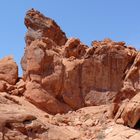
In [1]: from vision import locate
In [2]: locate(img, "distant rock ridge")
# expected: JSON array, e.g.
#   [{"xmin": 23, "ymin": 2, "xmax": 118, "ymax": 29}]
[{"xmin": 0, "ymin": 9, "xmax": 140, "ymax": 138}]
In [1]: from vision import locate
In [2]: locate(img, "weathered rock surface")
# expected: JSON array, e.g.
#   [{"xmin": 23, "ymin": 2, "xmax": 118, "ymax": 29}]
[
  {"xmin": 117, "ymin": 93, "xmax": 140, "ymax": 128},
  {"xmin": 114, "ymin": 51, "xmax": 140, "ymax": 103},
  {"xmin": 21, "ymin": 9, "xmax": 139, "ymax": 115},
  {"xmin": 0, "ymin": 93, "xmax": 140, "ymax": 140},
  {"xmin": 0, "ymin": 56, "xmax": 18, "ymax": 86},
  {"xmin": 0, "ymin": 56, "xmax": 20, "ymax": 96},
  {"xmin": 0, "ymin": 8, "xmax": 140, "ymax": 140},
  {"xmin": 112, "ymin": 93, "xmax": 140, "ymax": 133},
  {"xmin": 25, "ymin": 8, "xmax": 67, "ymax": 46}
]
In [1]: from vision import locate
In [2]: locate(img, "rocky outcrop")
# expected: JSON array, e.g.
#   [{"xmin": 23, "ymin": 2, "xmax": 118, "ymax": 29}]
[
  {"xmin": 21, "ymin": 9, "xmax": 139, "ymax": 115},
  {"xmin": 25, "ymin": 8, "xmax": 67, "ymax": 46},
  {"xmin": 0, "ymin": 56, "xmax": 26, "ymax": 96},
  {"xmin": 0, "ymin": 56, "xmax": 18, "ymax": 94},
  {"xmin": 114, "ymin": 51, "xmax": 140, "ymax": 103},
  {"xmin": 114, "ymin": 93, "xmax": 140, "ymax": 128},
  {"xmin": 82, "ymin": 39, "xmax": 136, "ymax": 105},
  {"xmin": 0, "ymin": 92, "xmax": 53, "ymax": 139},
  {"xmin": 0, "ymin": 56, "xmax": 18, "ymax": 86},
  {"xmin": 0, "ymin": 93, "xmax": 140, "ymax": 140},
  {"xmin": 113, "ymin": 51, "xmax": 140, "ymax": 129},
  {"xmin": 0, "ymin": 8, "xmax": 140, "ymax": 139},
  {"xmin": 122, "ymin": 93, "xmax": 140, "ymax": 128}
]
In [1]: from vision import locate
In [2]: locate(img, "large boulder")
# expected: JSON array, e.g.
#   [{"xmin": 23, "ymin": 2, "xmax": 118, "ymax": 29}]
[
  {"xmin": 121, "ymin": 93, "xmax": 140, "ymax": 128},
  {"xmin": 24, "ymin": 82, "xmax": 71, "ymax": 114},
  {"xmin": 0, "ymin": 56, "xmax": 18, "ymax": 86}
]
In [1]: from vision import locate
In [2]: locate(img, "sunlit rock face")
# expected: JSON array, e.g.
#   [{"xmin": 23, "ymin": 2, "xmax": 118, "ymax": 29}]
[
  {"xmin": 21, "ymin": 9, "xmax": 139, "ymax": 115},
  {"xmin": 1, "ymin": 9, "xmax": 140, "ymax": 140},
  {"xmin": 24, "ymin": 9, "xmax": 67, "ymax": 46}
]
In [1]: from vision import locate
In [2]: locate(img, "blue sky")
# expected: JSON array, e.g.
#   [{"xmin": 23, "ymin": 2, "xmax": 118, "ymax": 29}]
[{"xmin": 0, "ymin": 0, "xmax": 140, "ymax": 76}]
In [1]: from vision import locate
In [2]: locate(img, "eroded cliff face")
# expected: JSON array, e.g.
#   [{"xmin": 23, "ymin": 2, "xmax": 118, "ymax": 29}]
[
  {"xmin": 0, "ymin": 8, "xmax": 140, "ymax": 140},
  {"xmin": 21, "ymin": 9, "xmax": 138, "ymax": 114}
]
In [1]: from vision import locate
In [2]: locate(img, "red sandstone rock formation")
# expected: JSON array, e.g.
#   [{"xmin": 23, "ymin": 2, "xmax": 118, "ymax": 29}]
[
  {"xmin": 0, "ymin": 56, "xmax": 18, "ymax": 94},
  {"xmin": 0, "ymin": 56, "xmax": 18, "ymax": 85},
  {"xmin": 25, "ymin": 8, "xmax": 67, "ymax": 46},
  {"xmin": 21, "ymin": 9, "xmax": 138, "ymax": 114},
  {"xmin": 0, "ymin": 9, "xmax": 140, "ymax": 140},
  {"xmin": 0, "ymin": 93, "xmax": 140, "ymax": 140}
]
